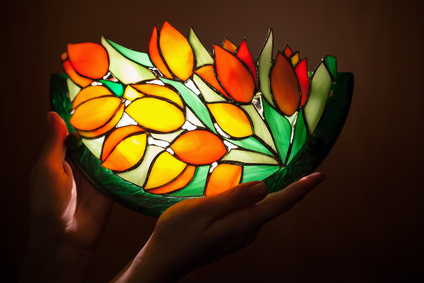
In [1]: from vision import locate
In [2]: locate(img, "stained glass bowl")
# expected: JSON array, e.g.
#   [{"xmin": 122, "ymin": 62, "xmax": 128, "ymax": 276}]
[{"xmin": 50, "ymin": 23, "xmax": 353, "ymax": 217}]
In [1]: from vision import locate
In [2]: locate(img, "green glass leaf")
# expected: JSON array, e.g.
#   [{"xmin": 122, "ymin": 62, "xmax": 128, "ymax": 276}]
[
  {"xmin": 161, "ymin": 77, "xmax": 216, "ymax": 133},
  {"xmin": 242, "ymin": 104, "xmax": 277, "ymax": 153},
  {"xmin": 106, "ymin": 38, "xmax": 154, "ymax": 68},
  {"xmin": 225, "ymin": 136, "xmax": 273, "ymax": 156},
  {"xmin": 222, "ymin": 149, "xmax": 279, "ymax": 165},
  {"xmin": 193, "ymin": 74, "xmax": 226, "ymax": 103},
  {"xmin": 67, "ymin": 78, "xmax": 81, "ymax": 102},
  {"xmin": 264, "ymin": 72, "xmax": 353, "ymax": 193},
  {"xmin": 101, "ymin": 37, "xmax": 156, "ymax": 84},
  {"xmin": 258, "ymin": 29, "xmax": 275, "ymax": 107},
  {"xmin": 99, "ymin": 80, "xmax": 125, "ymax": 97},
  {"xmin": 286, "ymin": 110, "xmax": 307, "ymax": 164},
  {"xmin": 189, "ymin": 28, "xmax": 214, "ymax": 67},
  {"xmin": 242, "ymin": 165, "xmax": 280, "ymax": 183},
  {"xmin": 81, "ymin": 136, "xmax": 104, "ymax": 159},
  {"xmin": 304, "ymin": 61, "xmax": 332, "ymax": 133},
  {"xmin": 150, "ymin": 130, "xmax": 184, "ymax": 143},
  {"xmin": 168, "ymin": 166, "xmax": 209, "ymax": 197},
  {"xmin": 324, "ymin": 55, "xmax": 337, "ymax": 81},
  {"xmin": 263, "ymin": 99, "xmax": 291, "ymax": 164},
  {"xmin": 118, "ymin": 145, "xmax": 165, "ymax": 188}
]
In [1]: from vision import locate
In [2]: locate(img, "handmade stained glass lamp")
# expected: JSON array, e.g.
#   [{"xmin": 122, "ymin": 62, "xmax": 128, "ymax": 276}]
[{"xmin": 50, "ymin": 22, "xmax": 353, "ymax": 217}]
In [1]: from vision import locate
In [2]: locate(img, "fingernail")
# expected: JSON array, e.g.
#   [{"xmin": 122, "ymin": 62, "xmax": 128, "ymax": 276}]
[
  {"xmin": 311, "ymin": 172, "xmax": 327, "ymax": 183},
  {"xmin": 249, "ymin": 182, "xmax": 268, "ymax": 199}
]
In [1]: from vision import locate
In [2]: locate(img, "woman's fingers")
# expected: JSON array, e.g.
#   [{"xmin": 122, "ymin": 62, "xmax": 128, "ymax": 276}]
[
  {"xmin": 193, "ymin": 181, "xmax": 268, "ymax": 221},
  {"xmin": 251, "ymin": 172, "xmax": 326, "ymax": 224}
]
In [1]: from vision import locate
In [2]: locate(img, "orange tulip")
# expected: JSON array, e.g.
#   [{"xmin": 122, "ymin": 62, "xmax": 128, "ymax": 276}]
[
  {"xmin": 269, "ymin": 46, "xmax": 310, "ymax": 116},
  {"xmin": 205, "ymin": 163, "xmax": 242, "ymax": 196},
  {"xmin": 101, "ymin": 126, "xmax": 147, "ymax": 172},
  {"xmin": 195, "ymin": 41, "xmax": 256, "ymax": 104},
  {"xmin": 149, "ymin": 21, "xmax": 194, "ymax": 81},
  {"xmin": 171, "ymin": 130, "xmax": 227, "ymax": 165},
  {"xmin": 62, "ymin": 42, "xmax": 109, "ymax": 87}
]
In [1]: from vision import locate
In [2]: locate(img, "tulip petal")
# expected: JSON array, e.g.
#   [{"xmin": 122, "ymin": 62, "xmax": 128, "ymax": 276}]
[
  {"xmin": 147, "ymin": 165, "xmax": 195, "ymax": 194},
  {"xmin": 295, "ymin": 59, "xmax": 310, "ymax": 107},
  {"xmin": 222, "ymin": 38, "xmax": 237, "ymax": 53},
  {"xmin": 205, "ymin": 164, "xmax": 242, "ymax": 196},
  {"xmin": 195, "ymin": 65, "xmax": 229, "ymax": 98},
  {"xmin": 144, "ymin": 151, "xmax": 187, "ymax": 190},
  {"xmin": 67, "ymin": 42, "xmax": 109, "ymax": 79},
  {"xmin": 159, "ymin": 22, "xmax": 194, "ymax": 81},
  {"xmin": 290, "ymin": 52, "xmax": 300, "ymax": 66},
  {"xmin": 171, "ymin": 130, "xmax": 227, "ymax": 165},
  {"xmin": 101, "ymin": 127, "xmax": 147, "ymax": 172},
  {"xmin": 270, "ymin": 52, "xmax": 300, "ymax": 116},
  {"xmin": 208, "ymin": 103, "xmax": 253, "ymax": 138},
  {"xmin": 237, "ymin": 40, "xmax": 257, "ymax": 86},
  {"xmin": 72, "ymin": 85, "xmax": 113, "ymax": 110},
  {"xmin": 63, "ymin": 60, "xmax": 93, "ymax": 87},
  {"xmin": 101, "ymin": 125, "xmax": 145, "ymax": 161},
  {"xmin": 283, "ymin": 45, "xmax": 293, "ymax": 58},
  {"xmin": 77, "ymin": 103, "xmax": 125, "ymax": 138},
  {"xmin": 125, "ymin": 97, "xmax": 185, "ymax": 132},
  {"xmin": 149, "ymin": 26, "xmax": 173, "ymax": 78},
  {"xmin": 70, "ymin": 96, "xmax": 122, "ymax": 131},
  {"xmin": 214, "ymin": 45, "xmax": 255, "ymax": 103},
  {"xmin": 131, "ymin": 83, "xmax": 184, "ymax": 108}
]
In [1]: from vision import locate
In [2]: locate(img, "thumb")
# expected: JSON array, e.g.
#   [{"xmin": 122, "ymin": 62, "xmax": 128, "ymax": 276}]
[
  {"xmin": 203, "ymin": 181, "xmax": 268, "ymax": 220},
  {"xmin": 38, "ymin": 111, "xmax": 69, "ymax": 166}
]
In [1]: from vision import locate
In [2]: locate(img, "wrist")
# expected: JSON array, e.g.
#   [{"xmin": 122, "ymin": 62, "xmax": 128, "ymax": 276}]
[{"xmin": 112, "ymin": 236, "xmax": 187, "ymax": 283}]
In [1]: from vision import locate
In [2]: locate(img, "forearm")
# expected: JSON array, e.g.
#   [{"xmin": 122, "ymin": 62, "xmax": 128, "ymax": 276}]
[{"xmin": 19, "ymin": 235, "xmax": 94, "ymax": 283}]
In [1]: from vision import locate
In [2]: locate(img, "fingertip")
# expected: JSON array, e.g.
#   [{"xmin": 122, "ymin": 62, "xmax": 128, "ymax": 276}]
[
  {"xmin": 39, "ymin": 111, "xmax": 68, "ymax": 164},
  {"xmin": 47, "ymin": 112, "xmax": 68, "ymax": 142},
  {"xmin": 301, "ymin": 172, "xmax": 327, "ymax": 185}
]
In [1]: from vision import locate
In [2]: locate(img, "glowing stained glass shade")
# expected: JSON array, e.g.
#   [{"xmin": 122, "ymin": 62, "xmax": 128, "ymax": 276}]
[{"xmin": 51, "ymin": 22, "xmax": 353, "ymax": 217}]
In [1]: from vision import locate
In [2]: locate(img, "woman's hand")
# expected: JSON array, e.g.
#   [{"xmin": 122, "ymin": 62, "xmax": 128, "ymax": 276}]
[
  {"xmin": 113, "ymin": 172, "xmax": 325, "ymax": 282},
  {"xmin": 20, "ymin": 112, "xmax": 114, "ymax": 283}
]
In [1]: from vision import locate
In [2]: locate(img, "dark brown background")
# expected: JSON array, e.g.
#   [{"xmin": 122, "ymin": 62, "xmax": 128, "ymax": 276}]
[{"xmin": 1, "ymin": 0, "xmax": 423, "ymax": 282}]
